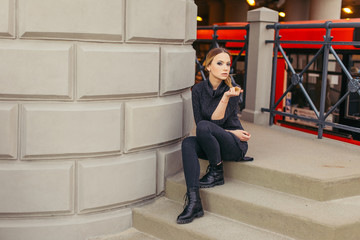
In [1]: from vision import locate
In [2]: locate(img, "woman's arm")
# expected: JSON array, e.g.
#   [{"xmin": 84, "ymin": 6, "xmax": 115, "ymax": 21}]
[{"xmin": 211, "ymin": 87, "xmax": 242, "ymax": 121}]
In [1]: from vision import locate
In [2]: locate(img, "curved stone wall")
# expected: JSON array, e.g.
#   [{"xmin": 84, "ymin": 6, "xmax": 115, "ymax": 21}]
[{"xmin": 0, "ymin": 0, "xmax": 197, "ymax": 239}]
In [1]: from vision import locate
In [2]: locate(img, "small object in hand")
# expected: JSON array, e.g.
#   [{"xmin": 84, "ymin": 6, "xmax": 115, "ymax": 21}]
[{"xmin": 234, "ymin": 87, "xmax": 242, "ymax": 93}]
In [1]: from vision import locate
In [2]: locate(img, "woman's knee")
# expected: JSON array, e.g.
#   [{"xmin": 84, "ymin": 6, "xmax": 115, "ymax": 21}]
[
  {"xmin": 196, "ymin": 120, "xmax": 212, "ymax": 137},
  {"xmin": 182, "ymin": 136, "xmax": 196, "ymax": 150}
]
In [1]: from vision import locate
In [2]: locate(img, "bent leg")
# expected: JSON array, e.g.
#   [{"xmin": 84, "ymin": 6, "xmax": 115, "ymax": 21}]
[{"xmin": 196, "ymin": 120, "xmax": 244, "ymax": 164}]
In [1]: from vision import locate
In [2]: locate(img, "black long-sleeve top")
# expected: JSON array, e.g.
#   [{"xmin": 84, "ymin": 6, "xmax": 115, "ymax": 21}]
[{"xmin": 192, "ymin": 80, "xmax": 244, "ymax": 130}]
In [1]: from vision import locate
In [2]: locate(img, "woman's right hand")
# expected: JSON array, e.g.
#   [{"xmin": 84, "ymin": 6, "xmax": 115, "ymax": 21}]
[{"xmin": 224, "ymin": 87, "xmax": 243, "ymax": 98}]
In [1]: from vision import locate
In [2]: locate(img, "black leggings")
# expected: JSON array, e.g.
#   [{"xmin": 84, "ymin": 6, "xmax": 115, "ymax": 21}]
[{"xmin": 181, "ymin": 120, "xmax": 247, "ymax": 189}]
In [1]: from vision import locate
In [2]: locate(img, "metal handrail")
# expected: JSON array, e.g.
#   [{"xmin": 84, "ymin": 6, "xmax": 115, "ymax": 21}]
[
  {"xmin": 262, "ymin": 21, "xmax": 360, "ymax": 139},
  {"xmin": 194, "ymin": 24, "xmax": 250, "ymax": 109}
]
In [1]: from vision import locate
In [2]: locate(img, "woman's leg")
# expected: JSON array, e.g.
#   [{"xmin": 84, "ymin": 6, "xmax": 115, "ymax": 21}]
[
  {"xmin": 177, "ymin": 136, "xmax": 205, "ymax": 224},
  {"xmin": 196, "ymin": 120, "xmax": 243, "ymax": 163},
  {"xmin": 196, "ymin": 120, "xmax": 244, "ymax": 188},
  {"xmin": 181, "ymin": 136, "xmax": 206, "ymax": 189}
]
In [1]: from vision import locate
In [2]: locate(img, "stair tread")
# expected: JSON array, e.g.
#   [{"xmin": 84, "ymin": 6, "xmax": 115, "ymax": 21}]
[
  {"xmin": 133, "ymin": 197, "xmax": 295, "ymax": 240},
  {"xmin": 211, "ymin": 121, "xmax": 360, "ymax": 201},
  {"xmin": 241, "ymin": 122, "xmax": 360, "ymax": 180},
  {"xmin": 167, "ymin": 172, "xmax": 360, "ymax": 227}
]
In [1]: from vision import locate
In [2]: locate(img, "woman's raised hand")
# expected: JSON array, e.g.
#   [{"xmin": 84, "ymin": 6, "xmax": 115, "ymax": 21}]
[{"xmin": 224, "ymin": 87, "xmax": 243, "ymax": 98}]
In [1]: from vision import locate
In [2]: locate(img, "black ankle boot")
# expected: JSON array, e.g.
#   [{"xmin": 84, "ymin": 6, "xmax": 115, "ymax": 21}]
[
  {"xmin": 199, "ymin": 163, "xmax": 224, "ymax": 188},
  {"xmin": 176, "ymin": 187, "xmax": 204, "ymax": 224}
]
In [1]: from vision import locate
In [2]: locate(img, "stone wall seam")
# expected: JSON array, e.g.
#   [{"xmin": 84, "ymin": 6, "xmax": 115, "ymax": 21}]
[
  {"xmin": 73, "ymin": 159, "xmax": 79, "ymax": 215},
  {"xmin": 16, "ymin": 102, "xmax": 20, "ymax": 160},
  {"xmin": 158, "ymin": 45, "xmax": 162, "ymax": 97},
  {"xmin": 123, "ymin": 0, "xmax": 127, "ymax": 43},
  {"xmin": 16, "ymin": 103, "xmax": 22, "ymax": 162},
  {"xmin": 73, "ymin": 42, "xmax": 78, "ymax": 101},
  {"xmin": 15, "ymin": 0, "xmax": 18, "ymax": 38}
]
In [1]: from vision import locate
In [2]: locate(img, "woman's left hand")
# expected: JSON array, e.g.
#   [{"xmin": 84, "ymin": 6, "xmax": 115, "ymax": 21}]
[{"xmin": 226, "ymin": 129, "xmax": 251, "ymax": 141}]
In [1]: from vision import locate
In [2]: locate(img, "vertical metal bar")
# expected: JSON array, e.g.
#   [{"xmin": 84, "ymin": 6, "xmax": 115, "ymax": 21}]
[
  {"xmin": 212, "ymin": 25, "xmax": 219, "ymax": 48},
  {"xmin": 318, "ymin": 21, "xmax": 332, "ymax": 139},
  {"xmin": 269, "ymin": 24, "xmax": 280, "ymax": 125},
  {"xmin": 196, "ymin": 58, "xmax": 206, "ymax": 81}
]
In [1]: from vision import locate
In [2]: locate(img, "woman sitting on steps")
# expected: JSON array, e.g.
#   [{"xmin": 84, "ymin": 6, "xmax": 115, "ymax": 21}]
[{"xmin": 177, "ymin": 47, "xmax": 251, "ymax": 224}]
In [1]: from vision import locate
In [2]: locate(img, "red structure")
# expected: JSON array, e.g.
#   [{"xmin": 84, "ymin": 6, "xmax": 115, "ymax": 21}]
[{"xmin": 195, "ymin": 19, "xmax": 360, "ymax": 145}]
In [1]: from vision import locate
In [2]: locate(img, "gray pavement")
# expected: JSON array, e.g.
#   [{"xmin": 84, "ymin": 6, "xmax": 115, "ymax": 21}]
[{"xmin": 241, "ymin": 120, "xmax": 360, "ymax": 181}]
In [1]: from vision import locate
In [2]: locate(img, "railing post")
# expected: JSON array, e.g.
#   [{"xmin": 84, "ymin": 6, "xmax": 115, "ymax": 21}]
[
  {"xmin": 269, "ymin": 24, "xmax": 280, "ymax": 126},
  {"xmin": 318, "ymin": 22, "xmax": 332, "ymax": 139},
  {"xmin": 241, "ymin": 7, "xmax": 279, "ymax": 125}
]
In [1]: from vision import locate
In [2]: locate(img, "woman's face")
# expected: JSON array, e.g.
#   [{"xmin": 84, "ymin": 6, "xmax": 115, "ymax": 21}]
[{"xmin": 207, "ymin": 52, "xmax": 231, "ymax": 81}]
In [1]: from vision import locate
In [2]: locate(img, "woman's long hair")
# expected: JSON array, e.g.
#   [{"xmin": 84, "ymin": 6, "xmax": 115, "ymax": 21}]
[{"xmin": 203, "ymin": 47, "xmax": 233, "ymax": 88}]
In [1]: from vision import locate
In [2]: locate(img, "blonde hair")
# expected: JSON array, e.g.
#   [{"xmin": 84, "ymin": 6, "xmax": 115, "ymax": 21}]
[{"xmin": 203, "ymin": 47, "xmax": 233, "ymax": 88}]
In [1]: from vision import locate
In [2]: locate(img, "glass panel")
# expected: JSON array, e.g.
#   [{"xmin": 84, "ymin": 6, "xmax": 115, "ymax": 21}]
[
  {"xmin": 308, "ymin": 54, "xmax": 315, "ymax": 70},
  {"xmin": 346, "ymin": 55, "xmax": 360, "ymax": 119},
  {"xmin": 346, "ymin": 93, "xmax": 360, "ymax": 120},
  {"xmin": 290, "ymin": 54, "xmax": 297, "ymax": 69},
  {"xmin": 298, "ymin": 54, "xmax": 307, "ymax": 69}
]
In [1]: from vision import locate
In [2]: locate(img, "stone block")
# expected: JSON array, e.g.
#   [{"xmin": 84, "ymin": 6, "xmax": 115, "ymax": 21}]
[
  {"xmin": 156, "ymin": 143, "xmax": 182, "ymax": 194},
  {"xmin": 124, "ymin": 95, "xmax": 183, "ymax": 152},
  {"xmin": 77, "ymin": 44, "xmax": 159, "ymax": 100},
  {"xmin": 181, "ymin": 90, "xmax": 194, "ymax": 136},
  {"xmin": 0, "ymin": 103, "xmax": 17, "ymax": 159},
  {"xmin": 0, "ymin": 0, "xmax": 15, "ymax": 38},
  {"xmin": 0, "ymin": 40, "xmax": 74, "ymax": 100},
  {"xmin": 0, "ymin": 208, "xmax": 131, "ymax": 240},
  {"xmin": 126, "ymin": 0, "xmax": 186, "ymax": 42},
  {"xmin": 160, "ymin": 46, "xmax": 195, "ymax": 95},
  {"xmin": 22, "ymin": 103, "xmax": 123, "ymax": 158},
  {"xmin": 78, "ymin": 153, "xmax": 156, "ymax": 212},
  {"xmin": 185, "ymin": 0, "xmax": 198, "ymax": 43},
  {"xmin": 18, "ymin": 0, "xmax": 124, "ymax": 41},
  {"xmin": 0, "ymin": 162, "xmax": 74, "ymax": 214}
]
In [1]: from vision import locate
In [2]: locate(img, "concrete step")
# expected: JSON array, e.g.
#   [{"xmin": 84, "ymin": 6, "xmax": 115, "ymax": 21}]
[
  {"xmin": 132, "ymin": 197, "xmax": 295, "ymax": 240},
  {"xmin": 88, "ymin": 227, "xmax": 160, "ymax": 240},
  {"xmin": 166, "ymin": 172, "xmax": 360, "ymax": 240},
  {"xmin": 201, "ymin": 121, "xmax": 360, "ymax": 201}
]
